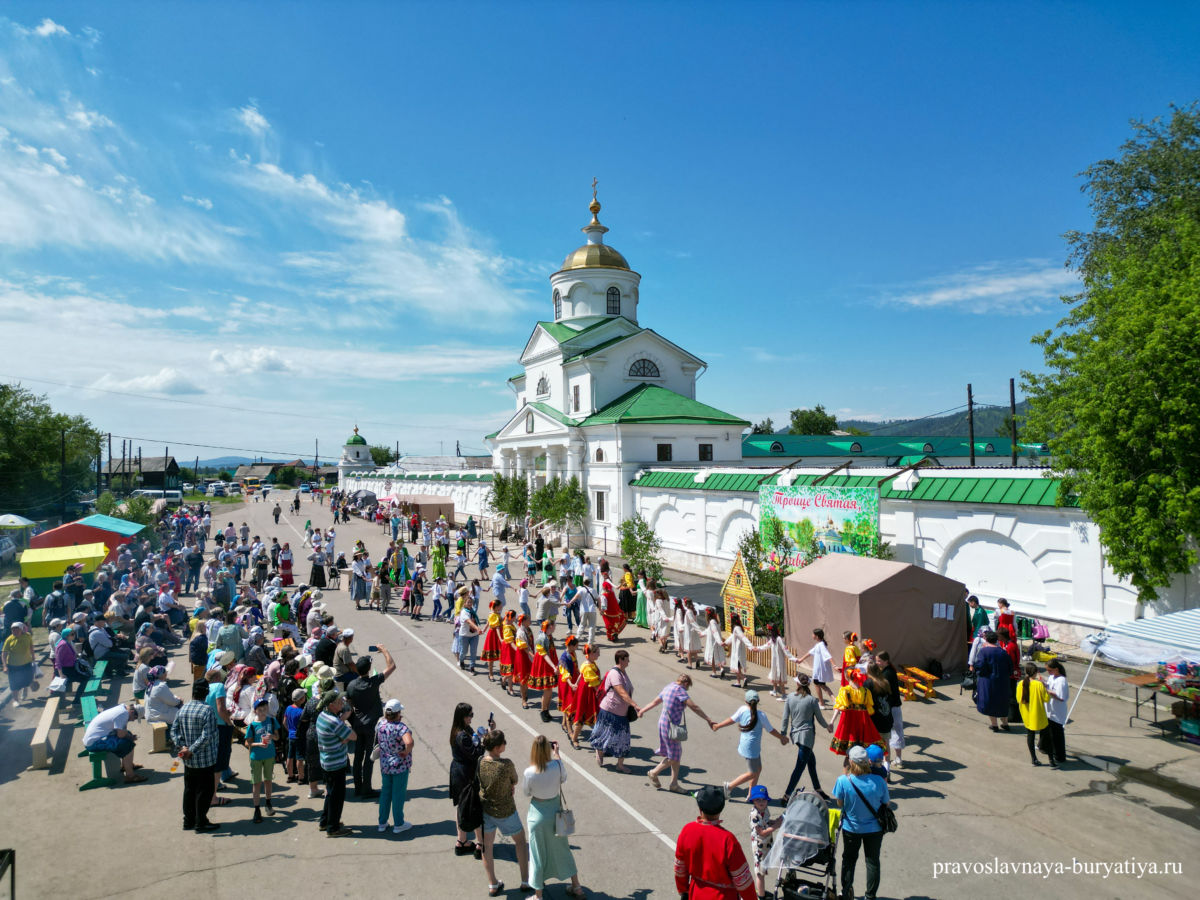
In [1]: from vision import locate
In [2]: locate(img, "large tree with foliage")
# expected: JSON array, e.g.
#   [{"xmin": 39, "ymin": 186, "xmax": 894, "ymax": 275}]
[
  {"xmin": 0, "ymin": 384, "xmax": 101, "ymax": 517},
  {"xmin": 368, "ymin": 445, "xmax": 395, "ymax": 467},
  {"xmin": 750, "ymin": 417, "xmax": 775, "ymax": 435},
  {"xmin": 787, "ymin": 404, "xmax": 838, "ymax": 435},
  {"xmin": 487, "ymin": 473, "xmax": 528, "ymax": 522},
  {"xmin": 618, "ymin": 512, "xmax": 665, "ymax": 584},
  {"xmin": 1023, "ymin": 105, "xmax": 1200, "ymax": 601}
]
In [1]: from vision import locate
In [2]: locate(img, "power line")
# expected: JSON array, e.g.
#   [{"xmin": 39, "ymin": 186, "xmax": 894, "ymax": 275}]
[{"xmin": 0, "ymin": 374, "xmax": 484, "ymax": 432}]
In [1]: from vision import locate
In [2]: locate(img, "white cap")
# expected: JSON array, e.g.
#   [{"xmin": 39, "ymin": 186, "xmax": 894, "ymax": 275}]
[
  {"xmin": 343, "ymin": 628, "xmax": 354, "ymax": 638},
  {"xmin": 384, "ymin": 698, "xmax": 404, "ymax": 714}
]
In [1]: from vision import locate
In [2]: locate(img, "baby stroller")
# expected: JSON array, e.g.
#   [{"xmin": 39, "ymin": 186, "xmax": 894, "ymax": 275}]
[{"xmin": 764, "ymin": 790, "xmax": 841, "ymax": 900}]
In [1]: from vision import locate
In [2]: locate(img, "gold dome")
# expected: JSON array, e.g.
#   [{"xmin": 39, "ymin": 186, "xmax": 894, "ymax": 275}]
[{"xmin": 559, "ymin": 243, "xmax": 630, "ymax": 271}]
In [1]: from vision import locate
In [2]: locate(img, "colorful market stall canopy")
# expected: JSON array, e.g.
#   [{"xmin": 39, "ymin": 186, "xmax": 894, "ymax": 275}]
[
  {"xmin": 76, "ymin": 514, "xmax": 146, "ymax": 536},
  {"xmin": 29, "ymin": 514, "xmax": 144, "ymax": 562},
  {"xmin": 20, "ymin": 541, "xmax": 109, "ymax": 593}
]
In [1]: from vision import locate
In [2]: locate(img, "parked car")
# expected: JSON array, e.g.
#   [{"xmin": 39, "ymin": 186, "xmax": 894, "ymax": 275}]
[
  {"xmin": 209, "ymin": 484, "xmax": 226, "ymax": 497},
  {"xmin": 299, "ymin": 484, "xmax": 311, "ymax": 494},
  {"xmin": 0, "ymin": 536, "xmax": 16, "ymax": 565},
  {"xmin": 227, "ymin": 483, "xmax": 242, "ymax": 495},
  {"xmin": 182, "ymin": 482, "xmax": 195, "ymax": 492}
]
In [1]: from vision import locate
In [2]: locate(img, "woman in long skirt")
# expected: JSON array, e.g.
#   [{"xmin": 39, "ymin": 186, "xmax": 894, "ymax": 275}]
[
  {"xmin": 680, "ymin": 599, "xmax": 703, "ymax": 668},
  {"xmin": 725, "ymin": 614, "xmax": 754, "ymax": 688},
  {"xmin": 522, "ymin": 737, "xmax": 585, "ymax": 899},
  {"xmin": 513, "ymin": 616, "xmax": 535, "ymax": 709},
  {"xmin": 528, "ymin": 623, "xmax": 559, "ymax": 724},
  {"xmin": 279, "ymin": 544, "xmax": 294, "ymax": 587},
  {"xmin": 480, "ymin": 600, "xmax": 503, "ymax": 682},
  {"xmin": 499, "ymin": 611, "xmax": 517, "ymax": 696},
  {"xmin": 762, "ymin": 624, "xmax": 790, "ymax": 699},
  {"xmin": 600, "ymin": 577, "xmax": 626, "ymax": 641},
  {"xmin": 590, "ymin": 650, "xmax": 635, "ymax": 772},
  {"xmin": 702, "ymin": 608, "xmax": 727, "ymax": 678},
  {"xmin": 557, "ymin": 636, "xmax": 580, "ymax": 734},
  {"xmin": 791, "ymin": 628, "xmax": 835, "ymax": 708},
  {"xmin": 569, "ymin": 644, "xmax": 601, "ymax": 749},
  {"xmin": 632, "ymin": 573, "xmax": 650, "ymax": 628},
  {"xmin": 307, "ymin": 549, "xmax": 327, "ymax": 589},
  {"xmin": 828, "ymin": 669, "xmax": 884, "ymax": 755}
]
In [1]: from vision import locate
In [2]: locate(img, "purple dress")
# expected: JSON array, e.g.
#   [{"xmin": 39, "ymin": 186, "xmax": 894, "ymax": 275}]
[{"xmin": 655, "ymin": 682, "xmax": 689, "ymax": 761}]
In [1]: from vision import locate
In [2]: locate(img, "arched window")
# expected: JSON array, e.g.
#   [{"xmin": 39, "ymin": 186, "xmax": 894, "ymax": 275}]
[
  {"xmin": 606, "ymin": 286, "xmax": 621, "ymax": 316},
  {"xmin": 769, "ymin": 441, "xmax": 784, "ymax": 453},
  {"xmin": 984, "ymin": 442, "xmax": 996, "ymax": 454},
  {"xmin": 594, "ymin": 448, "xmax": 604, "ymax": 462},
  {"xmin": 628, "ymin": 358, "xmax": 660, "ymax": 378},
  {"xmin": 525, "ymin": 412, "xmax": 534, "ymax": 434},
  {"xmin": 552, "ymin": 289, "xmax": 561, "ymax": 320},
  {"xmin": 535, "ymin": 374, "xmax": 549, "ymax": 397},
  {"xmin": 850, "ymin": 442, "xmax": 862, "ymax": 453},
  {"xmin": 922, "ymin": 442, "xmax": 935, "ymax": 453}
]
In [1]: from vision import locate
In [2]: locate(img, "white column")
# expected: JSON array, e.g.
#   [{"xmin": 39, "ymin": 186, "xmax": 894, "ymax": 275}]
[
  {"xmin": 567, "ymin": 443, "xmax": 584, "ymax": 482},
  {"xmin": 544, "ymin": 444, "xmax": 556, "ymax": 482}
]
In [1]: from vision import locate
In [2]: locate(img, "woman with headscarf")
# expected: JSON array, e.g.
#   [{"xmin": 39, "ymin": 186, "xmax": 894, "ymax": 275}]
[
  {"xmin": 145, "ymin": 665, "xmax": 183, "ymax": 724},
  {"xmin": 600, "ymin": 574, "xmax": 627, "ymax": 642},
  {"xmin": 227, "ymin": 663, "xmax": 258, "ymax": 726},
  {"xmin": 279, "ymin": 543, "xmax": 294, "ymax": 587},
  {"xmin": 528, "ymin": 621, "xmax": 559, "ymax": 724},
  {"xmin": 135, "ymin": 623, "xmax": 168, "ymax": 668},
  {"xmin": 974, "ymin": 630, "xmax": 1014, "ymax": 733},
  {"xmin": 828, "ymin": 669, "xmax": 884, "ymax": 755},
  {"xmin": 244, "ymin": 627, "xmax": 271, "ymax": 674},
  {"xmin": 632, "ymin": 571, "xmax": 650, "ymax": 628},
  {"xmin": 2, "ymin": 623, "xmax": 37, "ymax": 705}
]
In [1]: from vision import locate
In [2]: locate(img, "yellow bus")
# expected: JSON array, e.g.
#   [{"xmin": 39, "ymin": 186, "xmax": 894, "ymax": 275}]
[{"xmin": 242, "ymin": 476, "xmax": 262, "ymax": 493}]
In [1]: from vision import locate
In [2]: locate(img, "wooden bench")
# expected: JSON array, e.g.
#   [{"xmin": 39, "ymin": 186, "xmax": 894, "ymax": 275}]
[
  {"xmin": 77, "ymin": 695, "xmax": 118, "ymax": 791},
  {"xmin": 900, "ymin": 666, "xmax": 939, "ymax": 700},
  {"xmin": 30, "ymin": 696, "xmax": 61, "ymax": 769},
  {"xmin": 82, "ymin": 660, "xmax": 109, "ymax": 697}
]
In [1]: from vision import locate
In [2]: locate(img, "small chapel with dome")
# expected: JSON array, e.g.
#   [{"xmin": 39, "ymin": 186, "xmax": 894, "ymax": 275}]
[{"xmin": 484, "ymin": 184, "xmax": 748, "ymax": 531}]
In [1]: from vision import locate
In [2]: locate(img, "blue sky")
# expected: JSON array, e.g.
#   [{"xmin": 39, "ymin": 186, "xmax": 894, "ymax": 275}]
[{"xmin": 1, "ymin": 3, "xmax": 1197, "ymax": 459}]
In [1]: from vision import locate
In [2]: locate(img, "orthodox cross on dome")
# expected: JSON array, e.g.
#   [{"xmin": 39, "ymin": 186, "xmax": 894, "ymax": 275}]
[
  {"xmin": 591, "ymin": 177, "xmax": 598, "ymax": 202},
  {"xmin": 353, "ymin": 425, "xmax": 359, "ymax": 435},
  {"xmin": 585, "ymin": 177, "xmax": 606, "ymax": 235}
]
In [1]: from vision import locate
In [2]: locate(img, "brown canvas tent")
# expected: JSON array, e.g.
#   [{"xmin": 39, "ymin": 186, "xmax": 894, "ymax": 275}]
[
  {"xmin": 385, "ymin": 494, "xmax": 456, "ymax": 525},
  {"xmin": 783, "ymin": 555, "xmax": 969, "ymax": 673}
]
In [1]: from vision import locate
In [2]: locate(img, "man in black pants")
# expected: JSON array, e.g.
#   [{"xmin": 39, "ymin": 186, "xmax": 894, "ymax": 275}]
[
  {"xmin": 169, "ymin": 680, "xmax": 220, "ymax": 832},
  {"xmin": 346, "ymin": 646, "xmax": 397, "ymax": 797}
]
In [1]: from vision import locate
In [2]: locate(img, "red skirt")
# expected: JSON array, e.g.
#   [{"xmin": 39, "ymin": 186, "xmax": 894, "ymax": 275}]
[
  {"xmin": 480, "ymin": 627, "xmax": 502, "ymax": 662},
  {"xmin": 280, "ymin": 560, "xmax": 294, "ymax": 587},
  {"xmin": 528, "ymin": 653, "xmax": 558, "ymax": 691},
  {"xmin": 572, "ymin": 682, "xmax": 600, "ymax": 726},
  {"xmin": 602, "ymin": 610, "xmax": 627, "ymax": 641},
  {"xmin": 499, "ymin": 640, "xmax": 515, "ymax": 676},
  {"xmin": 513, "ymin": 648, "xmax": 533, "ymax": 684},
  {"xmin": 829, "ymin": 707, "xmax": 884, "ymax": 755},
  {"xmin": 558, "ymin": 676, "xmax": 575, "ymax": 716}
]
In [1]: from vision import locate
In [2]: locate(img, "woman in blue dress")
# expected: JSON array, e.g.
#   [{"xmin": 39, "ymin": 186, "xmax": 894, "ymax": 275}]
[{"xmin": 973, "ymin": 630, "xmax": 1013, "ymax": 732}]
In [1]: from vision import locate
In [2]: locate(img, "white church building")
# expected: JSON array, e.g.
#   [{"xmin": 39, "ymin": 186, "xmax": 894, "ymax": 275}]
[
  {"xmin": 482, "ymin": 190, "xmax": 748, "ymax": 533},
  {"xmin": 338, "ymin": 190, "xmax": 1200, "ymax": 635}
]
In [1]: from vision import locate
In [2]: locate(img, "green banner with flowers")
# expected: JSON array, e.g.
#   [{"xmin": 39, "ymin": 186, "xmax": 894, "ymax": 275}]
[{"xmin": 758, "ymin": 484, "xmax": 880, "ymax": 569}]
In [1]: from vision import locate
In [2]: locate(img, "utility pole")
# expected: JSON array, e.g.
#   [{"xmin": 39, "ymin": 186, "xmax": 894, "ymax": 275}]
[
  {"xmin": 121, "ymin": 439, "xmax": 127, "ymax": 495},
  {"xmin": 967, "ymin": 384, "xmax": 975, "ymax": 467},
  {"xmin": 60, "ymin": 429, "xmax": 66, "ymax": 523},
  {"xmin": 1009, "ymin": 377, "xmax": 1019, "ymax": 466},
  {"xmin": 107, "ymin": 433, "xmax": 112, "ymax": 495},
  {"xmin": 95, "ymin": 435, "xmax": 101, "ymax": 500}
]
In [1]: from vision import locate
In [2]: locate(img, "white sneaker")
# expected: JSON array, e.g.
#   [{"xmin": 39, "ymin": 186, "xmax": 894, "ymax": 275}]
[
  {"xmin": 393, "ymin": 822, "xmax": 413, "ymax": 834},
  {"xmin": 722, "ymin": 781, "xmax": 731, "ymax": 799},
  {"xmin": 378, "ymin": 824, "xmax": 388, "ymax": 832}
]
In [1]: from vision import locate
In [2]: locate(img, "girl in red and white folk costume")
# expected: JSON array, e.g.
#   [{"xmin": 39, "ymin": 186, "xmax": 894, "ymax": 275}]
[
  {"xmin": 674, "ymin": 785, "xmax": 758, "ymax": 900},
  {"xmin": 557, "ymin": 635, "xmax": 580, "ymax": 736},
  {"xmin": 828, "ymin": 668, "xmax": 884, "ymax": 755},
  {"xmin": 600, "ymin": 574, "xmax": 627, "ymax": 641},
  {"xmin": 513, "ymin": 614, "xmax": 535, "ymax": 709},
  {"xmin": 569, "ymin": 644, "xmax": 602, "ymax": 748},
  {"xmin": 479, "ymin": 599, "xmax": 503, "ymax": 681},
  {"xmin": 838, "ymin": 630, "xmax": 863, "ymax": 687},
  {"xmin": 528, "ymin": 620, "xmax": 559, "ymax": 723},
  {"xmin": 498, "ymin": 610, "xmax": 518, "ymax": 695}
]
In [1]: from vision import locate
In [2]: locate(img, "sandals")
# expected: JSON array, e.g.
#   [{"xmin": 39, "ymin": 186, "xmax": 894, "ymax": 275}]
[
  {"xmin": 566, "ymin": 888, "xmax": 586, "ymax": 899},
  {"xmin": 123, "ymin": 774, "xmax": 148, "ymax": 784},
  {"xmin": 647, "ymin": 773, "xmax": 662, "ymax": 789},
  {"xmin": 454, "ymin": 840, "xmax": 477, "ymax": 856},
  {"xmin": 668, "ymin": 784, "xmax": 689, "ymax": 794}
]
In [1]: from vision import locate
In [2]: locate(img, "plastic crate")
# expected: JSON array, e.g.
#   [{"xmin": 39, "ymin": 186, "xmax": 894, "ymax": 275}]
[{"xmin": 1181, "ymin": 718, "xmax": 1200, "ymax": 737}]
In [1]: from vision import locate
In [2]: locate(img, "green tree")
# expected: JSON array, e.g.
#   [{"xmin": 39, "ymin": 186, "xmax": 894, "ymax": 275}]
[
  {"xmin": 368, "ymin": 444, "xmax": 395, "ymax": 467},
  {"xmin": 1023, "ymin": 105, "xmax": 1200, "ymax": 601},
  {"xmin": 555, "ymin": 477, "xmax": 590, "ymax": 548},
  {"xmin": 750, "ymin": 417, "xmax": 775, "ymax": 435},
  {"xmin": 487, "ymin": 473, "xmax": 510, "ymax": 517},
  {"xmin": 274, "ymin": 466, "xmax": 299, "ymax": 487},
  {"xmin": 618, "ymin": 512, "xmax": 664, "ymax": 584},
  {"xmin": 218, "ymin": 470, "xmax": 233, "ymax": 482},
  {"xmin": 488, "ymin": 473, "xmax": 528, "ymax": 522},
  {"xmin": 0, "ymin": 384, "xmax": 101, "ymax": 516},
  {"xmin": 529, "ymin": 477, "xmax": 562, "ymax": 525},
  {"xmin": 787, "ymin": 404, "xmax": 838, "ymax": 435}
]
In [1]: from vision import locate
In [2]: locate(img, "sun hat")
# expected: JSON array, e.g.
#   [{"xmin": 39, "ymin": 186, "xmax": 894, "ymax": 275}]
[{"xmin": 749, "ymin": 785, "xmax": 770, "ymax": 802}]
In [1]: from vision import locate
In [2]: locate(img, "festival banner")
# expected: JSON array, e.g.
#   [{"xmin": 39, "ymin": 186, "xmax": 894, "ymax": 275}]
[{"xmin": 758, "ymin": 484, "xmax": 880, "ymax": 569}]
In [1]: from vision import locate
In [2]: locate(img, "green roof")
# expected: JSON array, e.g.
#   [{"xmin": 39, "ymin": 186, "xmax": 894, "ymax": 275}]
[
  {"xmin": 535, "ymin": 321, "xmax": 583, "ymax": 343},
  {"xmin": 527, "ymin": 402, "xmax": 582, "ymax": 427},
  {"xmin": 562, "ymin": 332, "xmax": 640, "ymax": 363},
  {"xmin": 483, "ymin": 430, "xmax": 500, "ymax": 441},
  {"xmin": 506, "ymin": 373, "xmax": 525, "ymax": 383},
  {"xmin": 77, "ymin": 514, "xmax": 146, "ymax": 536},
  {"xmin": 627, "ymin": 470, "xmax": 1075, "ymax": 508},
  {"xmin": 742, "ymin": 434, "xmax": 1048, "ymax": 460},
  {"xmin": 346, "ymin": 432, "xmax": 367, "ymax": 446},
  {"xmin": 579, "ymin": 385, "xmax": 750, "ymax": 427}
]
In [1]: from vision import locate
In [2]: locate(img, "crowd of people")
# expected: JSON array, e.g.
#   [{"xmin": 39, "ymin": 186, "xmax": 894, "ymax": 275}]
[{"xmin": 0, "ymin": 493, "xmax": 1078, "ymax": 900}]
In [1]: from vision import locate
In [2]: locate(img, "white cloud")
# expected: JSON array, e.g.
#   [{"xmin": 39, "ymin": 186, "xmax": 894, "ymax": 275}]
[
  {"xmin": 234, "ymin": 159, "xmax": 529, "ymax": 320},
  {"xmin": 236, "ymin": 104, "xmax": 270, "ymax": 136},
  {"xmin": 182, "ymin": 194, "xmax": 213, "ymax": 210},
  {"xmin": 887, "ymin": 261, "xmax": 1079, "ymax": 315},
  {"xmin": 93, "ymin": 366, "xmax": 204, "ymax": 395},
  {"xmin": 34, "ymin": 19, "xmax": 69, "ymax": 38},
  {"xmin": 210, "ymin": 346, "xmax": 292, "ymax": 375}
]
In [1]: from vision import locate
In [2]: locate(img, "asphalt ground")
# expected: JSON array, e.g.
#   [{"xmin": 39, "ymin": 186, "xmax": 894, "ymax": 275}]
[{"xmin": 0, "ymin": 494, "xmax": 1194, "ymax": 900}]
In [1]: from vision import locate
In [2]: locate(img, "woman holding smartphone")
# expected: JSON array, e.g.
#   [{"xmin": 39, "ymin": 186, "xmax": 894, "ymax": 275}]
[{"xmin": 522, "ymin": 736, "xmax": 585, "ymax": 899}]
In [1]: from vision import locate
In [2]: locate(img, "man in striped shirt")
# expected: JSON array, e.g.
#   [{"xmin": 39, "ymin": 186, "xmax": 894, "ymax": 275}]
[{"xmin": 316, "ymin": 690, "xmax": 355, "ymax": 837}]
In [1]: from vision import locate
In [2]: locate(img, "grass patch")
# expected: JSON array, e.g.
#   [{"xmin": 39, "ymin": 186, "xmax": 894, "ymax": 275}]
[{"xmin": 184, "ymin": 492, "xmax": 246, "ymax": 506}]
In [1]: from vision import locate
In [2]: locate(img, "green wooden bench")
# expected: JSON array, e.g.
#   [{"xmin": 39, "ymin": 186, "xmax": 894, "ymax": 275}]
[
  {"xmin": 82, "ymin": 660, "xmax": 109, "ymax": 697},
  {"xmin": 77, "ymin": 695, "xmax": 117, "ymax": 791}
]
